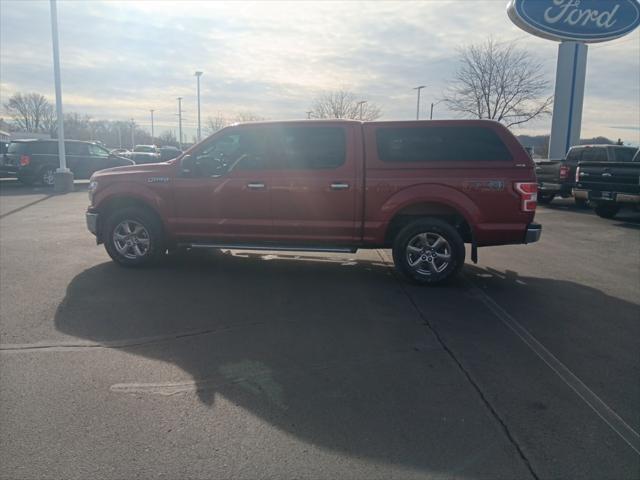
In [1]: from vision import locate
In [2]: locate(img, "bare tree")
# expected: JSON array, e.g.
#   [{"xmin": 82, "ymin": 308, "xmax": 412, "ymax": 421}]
[
  {"xmin": 206, "ymin": 115, "xmax": 229, "ymax": 134},
  {"xmin": 442, "ymin": 38, "xmax": 552, "ymax": 128},
  {"xmin": 157, "ymin": 130, "xmax": 179, "ymax": 147},
  {"xmin": 309, "ymin": 90, "xmax": 382, "ymax": 121},
  {"xmin": 205, "ymin": 112, "xmax": 265, "ymax": 134},
  {"xmin": 234, "ymin": 112, "xmax": 265, "ymax": 123},
  {"xmin": 3, "ymin": 92, "xmax": 55, "ymax": 132}
]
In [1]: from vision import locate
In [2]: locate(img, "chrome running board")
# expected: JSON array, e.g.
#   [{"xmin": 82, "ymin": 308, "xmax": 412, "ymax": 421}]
[{"xmin": 181, "ymin": 242, "xmax": 358, "ymax": 254}]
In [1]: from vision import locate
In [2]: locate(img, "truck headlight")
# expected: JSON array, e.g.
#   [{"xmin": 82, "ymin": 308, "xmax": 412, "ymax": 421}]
[{"xmin": 88, "ymin": 179, "xmax": 98, "ymax": 203}]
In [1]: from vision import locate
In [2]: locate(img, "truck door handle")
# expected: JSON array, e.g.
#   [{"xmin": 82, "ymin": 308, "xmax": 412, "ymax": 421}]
[
  {"xmin": 247, "ymin": 183, "xmax": 265, "ymax": 189},
  {"xmin": 330, "ymin": 183, "xmax": 350, "ymax": 190}
]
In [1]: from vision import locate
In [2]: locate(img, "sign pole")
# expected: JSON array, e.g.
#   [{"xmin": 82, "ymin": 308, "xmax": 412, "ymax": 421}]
[
  {"xmin": 49, "ymin": 0, "xmax": 73, "ymax": 193},
  {"xmin": 548, "ymin": 41, "xmax": 588, "ymax": 161}
]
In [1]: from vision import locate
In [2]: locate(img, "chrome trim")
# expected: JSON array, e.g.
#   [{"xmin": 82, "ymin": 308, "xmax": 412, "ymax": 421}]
[
  {"xmin": 182, "ymin": 243, "xmax": 357, "ymax": 253},
  {"xmin": 247, "ymin": 183, "xmax": 265, "ymax": 189},
  {"xmin": 86, "ymin": 212, "xmax": 98, "ymax": 236},
  {"xmin": 616, "ymin": 193, "xmax": 640, "ymax": 204},
  {"xmin": 573, "ymin": 189, "xmax": 588, "ymax": 200},
  {"xmin": 538, "ymin": 182, "xmax": 562, "ymax": 191},
  {"xmin": 330, "ymin": 183, "xmax": 350, "ymax": 190}
]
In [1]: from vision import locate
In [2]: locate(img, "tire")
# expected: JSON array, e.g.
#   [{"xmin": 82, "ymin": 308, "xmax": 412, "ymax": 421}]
[
  {"xmin": 392, "ymin": 219, "xmax": 465, "ymax": 285},
  {"xmin": 18, "ymin": 175, "xmax": 36, "ymax": 186},
  {"xmin": 574, "ymin": 197, "xmax": 588, "ymax": 208},
  {"xmin": 104, "ymin": 207, "xmax": 165, "ymax": 267},
  {"xmin": 538, "ymin": 193, "xmax": 555, "ymax": 205},
  {"xmin": 39, "ymin": 166, "xmax": 56, "ymax": 187},
  {"xmin": 594, "ymin": 204, "xmax": 620, "ymax": 219}
]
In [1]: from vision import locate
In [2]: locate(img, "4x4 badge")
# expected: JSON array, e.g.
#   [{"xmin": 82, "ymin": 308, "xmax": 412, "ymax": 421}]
[{"xmin": 147, "ymin": 177, "xmax": 169, "ymax": 183}]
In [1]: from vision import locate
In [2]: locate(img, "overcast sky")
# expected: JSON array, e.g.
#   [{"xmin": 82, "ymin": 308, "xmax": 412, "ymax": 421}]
[{"xmin": 1, "ymin": 0, "xmax": 638, "ymax": 143}]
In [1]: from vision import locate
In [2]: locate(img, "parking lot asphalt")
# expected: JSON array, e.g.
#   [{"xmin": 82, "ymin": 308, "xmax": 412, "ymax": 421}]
[{"xmin": 1, "ymin": 178, "xmax": 639, "ymax": 480}]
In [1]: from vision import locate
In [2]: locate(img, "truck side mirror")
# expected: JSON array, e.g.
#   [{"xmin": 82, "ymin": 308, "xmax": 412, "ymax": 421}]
[{"xmin": 181, "ymin": 155, "xmax": 195, "ymax": 175}]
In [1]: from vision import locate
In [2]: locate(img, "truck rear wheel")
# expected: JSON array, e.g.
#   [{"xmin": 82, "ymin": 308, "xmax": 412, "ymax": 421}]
[
  {"xmin": 594, "ymin": 204, "xmax": 620, "ymax": 219},
  {"xmin": 392, "ymin": 219, "xmax": 465, "ymax": 285},
  {"xmin": 104, "ymin": 207, "xmax": 165, "ymax": 267}
]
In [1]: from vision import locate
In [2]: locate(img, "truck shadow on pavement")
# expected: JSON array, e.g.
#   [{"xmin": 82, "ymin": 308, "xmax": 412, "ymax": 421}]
[{"xmin": 53, "ymin": 250, "xmax": 639, "ymax": 473}]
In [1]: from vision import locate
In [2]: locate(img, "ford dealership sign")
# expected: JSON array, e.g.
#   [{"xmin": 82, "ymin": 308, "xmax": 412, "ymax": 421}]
[{"xmin": 507, "ymin": 0, "xmax": 640, "ymax": 43}]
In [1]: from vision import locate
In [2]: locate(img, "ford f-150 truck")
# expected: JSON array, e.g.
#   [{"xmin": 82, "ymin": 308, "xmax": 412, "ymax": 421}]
[
  {"xmin": 86, "ymin": 120, "xmax": 541, "ymax": 285},
  {"xmin": 574, "ymin": 148, "xmax": 640, "ymax": 219}
]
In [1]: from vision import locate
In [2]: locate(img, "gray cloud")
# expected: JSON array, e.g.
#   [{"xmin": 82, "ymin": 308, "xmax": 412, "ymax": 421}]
[{"xmin": 1, "ymin": 0, "xmax": 638, "ymax": 143}]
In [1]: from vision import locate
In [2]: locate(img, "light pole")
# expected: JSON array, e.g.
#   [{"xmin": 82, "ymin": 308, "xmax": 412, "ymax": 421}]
[
  {"xmin": 117, "ymin": 124, "xmax": 122, "ymax": 148},
  {"xmin": 49, "ymin": 0, "xmax": 73, "ymax": 192},
  {"xmin": 430, "ymin": 99, "xmax": 445, "ymax": 120},
  {"xmin": 306, "ymin": 111, "xmax": 313, "ymax": 119},
  {"xmin": 130, "ymin": 118, "xmax": 135, "ymax": 149},
  {"xmin": 413, "ymin": 85, "xmax": 426, "ymax": 120},
  {"xmin": 195, "ymin": 71, "xmax": 203, "ymax": 142},
  {"xmin": 177, "ymin": 97, "xmax": 183, "ymax": 150},
  {"xmin": 356, "ymin": 100, "xmax": 367, "ymax": 120},
  {"xmin": 150, "ymin": 109, "xmax": 155, "ymax": 140}
]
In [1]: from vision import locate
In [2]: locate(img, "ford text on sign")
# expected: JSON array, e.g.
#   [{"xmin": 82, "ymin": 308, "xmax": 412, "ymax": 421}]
[{"xmin": 507, "ymin": 0, "xmax": 640, "ymax": 43}]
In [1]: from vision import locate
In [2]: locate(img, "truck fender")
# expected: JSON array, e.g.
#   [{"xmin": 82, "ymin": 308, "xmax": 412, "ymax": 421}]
[
  {"xmin": 380, "ymin": 183, "xmax": 482, "ymax": 228},
  {"xmin": 93, "ymin": 182, "xmax": 170, "ymax": 233}
]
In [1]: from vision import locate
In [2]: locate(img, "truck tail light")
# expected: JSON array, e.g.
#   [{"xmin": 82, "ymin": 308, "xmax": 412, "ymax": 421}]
[
  {"xmin": 575, "ymin": 166, "xmax": 580, "ymax": 183},
  {"xmin": 559, "ymin": 165, "xmax": 570, "ymax": 180},
  {"xmin": 19, "ymin": 154, "xmax": 31, "ymax": 166},
  {"xmin": 514, "ymin": 182, "xmax": 537, "ymax": 212}
]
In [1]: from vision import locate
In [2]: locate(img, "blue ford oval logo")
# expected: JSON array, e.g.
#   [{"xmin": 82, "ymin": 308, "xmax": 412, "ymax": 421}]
[{"xmin": 507, "ymin": 0, "xmax": 640, "ymax": 43}]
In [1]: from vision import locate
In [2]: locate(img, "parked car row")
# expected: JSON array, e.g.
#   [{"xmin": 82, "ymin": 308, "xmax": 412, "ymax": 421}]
[{"xmin": 0, "ymin": 139, "xmax": 182, "ymax": 186}]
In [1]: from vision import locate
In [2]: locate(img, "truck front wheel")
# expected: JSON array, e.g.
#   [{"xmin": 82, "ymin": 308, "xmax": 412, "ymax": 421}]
[
  {"xmin": 104, "ymin": 207, "xmax": 165, "ymax": 267},
  {"xmin": 392, "ymin": 219, "xmax": 465, "ymax": 285}
]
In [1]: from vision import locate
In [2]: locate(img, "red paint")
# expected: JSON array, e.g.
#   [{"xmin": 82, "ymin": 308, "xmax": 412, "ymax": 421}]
[{"xmin": 90, "ymin": 120, "xmax": 537, "ymax": 249}]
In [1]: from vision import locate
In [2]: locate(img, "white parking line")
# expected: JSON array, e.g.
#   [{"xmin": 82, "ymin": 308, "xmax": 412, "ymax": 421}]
[{"xmin": 468, "ymin": 283, "xmax": 640, "ymax": 455}]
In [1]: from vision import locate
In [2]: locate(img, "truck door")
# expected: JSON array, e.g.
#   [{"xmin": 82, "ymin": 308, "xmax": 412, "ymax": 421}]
[
  {"xmin": 268, "ymin": 124, "xmax": 359, "ymax": 245},
  {"xmin": 171, "ymin": 127, "xmax": 273, "ymax": 242}
]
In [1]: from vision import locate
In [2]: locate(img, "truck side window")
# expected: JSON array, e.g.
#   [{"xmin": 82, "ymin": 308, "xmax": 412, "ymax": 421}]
[
  {"xmin": 89, "ymin": 144, "xmax": 109, "ymax": 157},
  {"xmin": 191, "ymin": 130, "xmax": 268, "ymax": 177},
  {"xmin": 614, "ymin": 148, "xmax": 635, "ymax": 162},
  {"xmin": 66, "ymin": 143, "xmax": 89, "ymax": 156},
  {"xmin": 376, "ymin": 126, "xmax": 512, "ymax": 162},
  {"xmin": 275, "ymin": 126, "xmax": 345, "ymax": 169}
]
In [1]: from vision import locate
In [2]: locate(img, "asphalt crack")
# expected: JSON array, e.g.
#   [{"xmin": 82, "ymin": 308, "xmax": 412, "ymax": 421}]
[
  {"xmin": 0, "ymin": 194, "xmax": 56, "ymax": 219},
  {"xmin": 375, "ymin": 250, "xmax": 540, "ymax": 480}
]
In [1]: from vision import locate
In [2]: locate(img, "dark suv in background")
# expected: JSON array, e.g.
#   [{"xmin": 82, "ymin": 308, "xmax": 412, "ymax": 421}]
[
  {"xmin": 535, "ymin": 145, "xmax": 637, "ymax": 206},
  {"xmin": 1, "ymin": 139, "xmax": 134, "ymax": 186}
]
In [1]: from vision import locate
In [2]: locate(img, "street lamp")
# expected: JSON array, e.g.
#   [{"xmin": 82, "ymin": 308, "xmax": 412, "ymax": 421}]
[
  {"xmin": 195, "ymin": 71, "xmax": 203, "ymax": 142},
  {"xmin": 177, "ymin": 97, "xmax": 183, "ymax": 150},
  {"xmin": 356, "ymin": 100, "xmax": 367, "ymax": 120},
  {"xmin": 49, "ymin": 0, "xmax": 73, "ymax": 192},
  {"xmin": 430, "ymin": 99, "xmax": 445, "ymax": 120},
  {"xmin": 130, "ymin": 118, "xmax": 135, "ymax": 149},
  {"xmin": 413, "ymin": 85, "xmax": 426, "ymax": 120},
  {"xmin": 150, "ymin": 109, "xmax": 155, "ymax": 140}
]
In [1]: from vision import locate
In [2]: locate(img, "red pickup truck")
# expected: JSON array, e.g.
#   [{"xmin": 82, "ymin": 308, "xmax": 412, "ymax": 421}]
[{"xmin": 86, "ymin": 120, "xmax": 541, "ymax": 285}]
